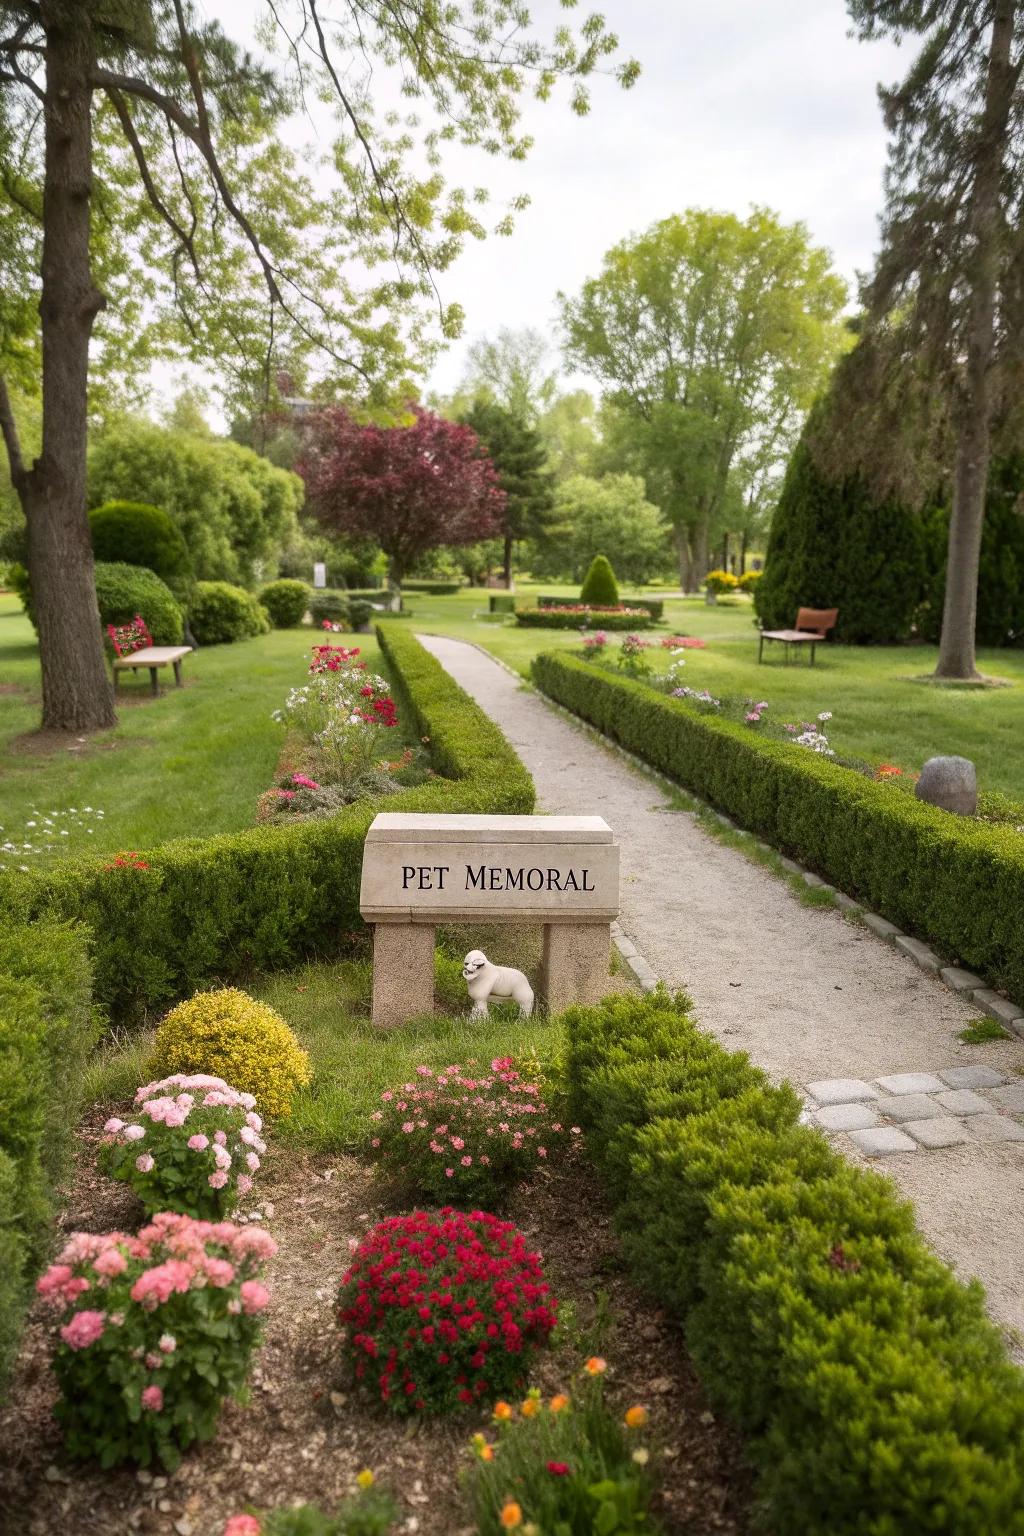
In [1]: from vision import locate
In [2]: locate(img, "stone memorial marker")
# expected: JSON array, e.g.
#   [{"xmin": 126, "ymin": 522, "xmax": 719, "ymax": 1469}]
[
  {"xmin": 359, "ymin": 812, "xmax": 620, "ymax": 1027},
  {"xmin": 915, "ymin": 755, "xmax": 978, "ymax": 816},
  {"xmin": 312, "ymin": 561, "xmax": 327, "ymax": 589}
]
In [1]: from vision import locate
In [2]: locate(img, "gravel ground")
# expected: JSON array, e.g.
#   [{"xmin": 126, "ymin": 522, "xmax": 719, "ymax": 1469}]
[{"xmin": 418, "ymin": 634, "xmax": 1024, "ymax": 1346}]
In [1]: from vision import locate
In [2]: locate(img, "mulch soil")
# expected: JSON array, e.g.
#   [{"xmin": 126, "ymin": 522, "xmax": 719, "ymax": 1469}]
[{"xmin": 0, "ymin": 1107, "xmax": 753, "ymax": 1536}]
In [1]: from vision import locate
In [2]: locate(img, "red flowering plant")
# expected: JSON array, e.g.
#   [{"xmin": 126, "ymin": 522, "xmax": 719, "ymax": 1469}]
[
  {"xmin": 337, "ymin": 1208, "xmax": 557, "ymax": 1415},
  {"xmin": 271, "ymin": 646, "xmax": 400, "ymax": 788},
  {"xmin": 104, "ymin": 849, "xmax": 150, "ymax": 871},
  {"xmin": 366, "ymin": 1059, "xmax": 580, "ymax": 1205},
  {"xmin": 660, "ymin": 635, "xmax": 707, "ymax": 649},
  {"xmin": 36, "ymin": 1212, "xmax": 276, "ymax": 1469},
  {"xmin": 106, "ymin": 615, "xmax": 153, "ymax": 656},
  {"xmin": 98, "ymin": 1074, "xmax": 267, "ymax": 1219},
  {"xmin": 465, "ymin": 1359, "xmax": 656, "ymax": 1535}
]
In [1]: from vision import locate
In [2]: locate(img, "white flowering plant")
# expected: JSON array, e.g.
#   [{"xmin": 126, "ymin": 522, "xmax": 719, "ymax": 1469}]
[
  {"xmin": 0, "ymin": 804, "xmax": 105, "ymax": 871},
  {"xmin": 271, "ymin": 645, "xmax": 399, "ymax": 787},
  {"xmin": 99, "ymin": 1075, "xmax": 267, "ymax": 1219}
]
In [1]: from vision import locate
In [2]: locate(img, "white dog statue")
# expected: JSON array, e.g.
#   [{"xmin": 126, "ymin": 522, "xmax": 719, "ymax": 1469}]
[{"xmin": 462, "ymin": 949, "xmax": 534, "ymax": 1018}]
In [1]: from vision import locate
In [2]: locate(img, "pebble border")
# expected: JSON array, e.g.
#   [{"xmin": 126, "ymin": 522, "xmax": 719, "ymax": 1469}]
[{"xmin": 445, "ymin": 636, "xmax": 1024, "ymax": 1032}]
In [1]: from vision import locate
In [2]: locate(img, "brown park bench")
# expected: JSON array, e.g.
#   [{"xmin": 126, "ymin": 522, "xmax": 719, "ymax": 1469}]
[
  {"xmin": 108, "ymin": 616, "xmax": 193, "ymax": 696},
  {"xmin": 758, "ymin": 607, "xmax": 838, "ymax": 665}
]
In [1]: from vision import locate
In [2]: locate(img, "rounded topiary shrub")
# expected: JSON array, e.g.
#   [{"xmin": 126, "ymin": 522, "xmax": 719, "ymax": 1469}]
[
  {"xmin": 338, "ymin": 1209, "xmax": 557, "ymax": 1414},
  {"xmin": 151, "ymin": 988, "xmax": 311, "ymax": 1118},
  {"xmin": 189, "ymin": 581, "xmax": 269, "ymax": 645},
  {"xmin": 579, "ymin": 554, "xmax": 619, "ymax": 607},
  {"xmin": 309, "ymin": 589, "xmax": 351, "ymax": 625},
  {"xmin": 89, "ymin": 502, "xmax": 193, "ymax": 604},
  {"xmin": 349, "ymin": 599, "xmax": 373, "ymax": 632},
  {"xmin": 259, "ymin": 578, "xmax": 311, "ymax": 628},
  {"xmin": 94, "ymin": 561, "xmax": 184, "ymax": 646}
]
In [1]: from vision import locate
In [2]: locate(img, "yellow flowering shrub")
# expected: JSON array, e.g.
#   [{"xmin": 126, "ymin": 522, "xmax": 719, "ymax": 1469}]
[{"xmin": 151, "ymin": 988, "xmax": 310, "ymax": 1118}]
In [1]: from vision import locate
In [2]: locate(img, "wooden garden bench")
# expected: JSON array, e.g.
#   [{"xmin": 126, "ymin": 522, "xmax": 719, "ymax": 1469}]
[
  {"xmin": 758, "ymin": 607, "xmax": 838, "ymax": 665},
  {"xmin": 108, "ymin": 616, "xmax": 192, "ymax": 696}
]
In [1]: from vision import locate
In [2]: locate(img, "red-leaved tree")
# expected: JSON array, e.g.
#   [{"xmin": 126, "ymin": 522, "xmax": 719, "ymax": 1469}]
[{"xmin": 300, "ymin": 405, "xmax": 504, "ymax": 587}]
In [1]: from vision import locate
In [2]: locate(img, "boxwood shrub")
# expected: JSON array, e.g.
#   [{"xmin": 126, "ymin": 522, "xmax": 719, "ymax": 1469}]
[
  {"xmin": 516, "ymin": 606, "xmax": 657, "ymax": 631},
  {"xmin": 95, "ymin": 561, "xmax": 184, "ymax": 646},
  {"xmin": 309, "ymin": 588, "xmax": 351, "ymax": 624},
  {"xmin": 88, "ymin": 501, "xmax": 194, "ymax": 606},
  {"xmin": 189, "ymin": 580, "xmax": 270, "ymax": 644},
  {"xmin": 0, "ymin": 628, "xmax": 534, "ymax": 1024},
  {"xmin": 259, "ymin": 578, "xmax": 311, "ymax": 628},
  {"xmin": 400, "ymin": 580, "xmax": 463, "ymax": 595},
  {"xmin": 564, "ymin": 992, "xmax": 1024, "ymax": 1532},
  {"xmin": 532, "ymin": 651, "xmax": 1024, "ymax": 998},
  {"xmin": 0, "ymin": 921, "xmax": 100, "ymax": 1394}
]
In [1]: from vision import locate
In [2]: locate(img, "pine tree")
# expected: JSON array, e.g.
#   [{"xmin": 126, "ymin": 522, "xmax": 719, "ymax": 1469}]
[
  {"xmin": 461, "ymin": 400, "xmax": 555, "ymax": 587},
  {"xmin": 848, "ymin": 1, "xmax": 1023, "ymax": 677}
]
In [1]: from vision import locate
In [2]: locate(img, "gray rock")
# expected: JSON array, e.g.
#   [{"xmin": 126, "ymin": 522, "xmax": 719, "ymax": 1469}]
[
  {"xmin": 806, "ymin": 1077, "xmax": 880, "ymax": 1106},
  {"xmin": 937, "ymin": 1065, "xmax": 1007, "ymax": 1090},
  {"xmin": 815, "ymin": 1102, "xmax": 881, "ymax": 1131},
  {"xmin": 915, "ymin": 755, "xmax": 977, "ymax": 816},
  {"xmin": 902, "ymin": 1116, "xmax": 974, "ymax": 1149},
  {"xmin": 848, "ymin": 1126, "xmax": 918, "ymax": 1157},
  {"xmin": 834, "ymin": 892, "xmax": 862, "ymax": 912}
]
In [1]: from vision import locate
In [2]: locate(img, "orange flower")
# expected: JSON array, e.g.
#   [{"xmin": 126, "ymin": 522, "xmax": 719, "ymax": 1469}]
[
  {"xmin": 493, "ymin": 1401, "xmax": 514, "ymax": 1421},
  {"xmin": 584, "ymin": 1356, "xmax": 607, "ymax": 1376},
  {"xmin": 500, "ymin": 1503, "xmax": 522, "ymax": 1529},
  {"xmin": 624, "ymin": 1405, "xmax": 648, "ymax": 1429},
  {"xmin": 480, "ymin": 1444, "xmax": 495, "ymax": 1462},
  {"xmin": 521, "ymin": 1397, "xmax": 540, "ymax": 1418},
  {"xmin": 549, "ymin": 1393, "xmax": 570, "ymax": 1413},
  {"xmin": 875, "ymin": 763, "xmax": 903, "ymax": 779}
]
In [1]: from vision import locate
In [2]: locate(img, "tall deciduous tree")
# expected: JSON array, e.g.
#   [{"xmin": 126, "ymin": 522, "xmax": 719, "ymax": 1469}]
[
  {"xmin": 848, "ymin": 0, "xmax": 1023, "ymax": 679},
  {"xmin": 0, "ymin": 2, "xmax": 637, "ymax": 731},
  {"xmin": 299, "ymin": 404, "xmax": 504, "ymax": 587},
  {"xmin": 560, "ymin": 209, "xmax": 848, "ymax": 592},
  {"xmin": 458, "ymin": 327, "xmax": 559, "ymax": 424},
  {"xmin": 461, "ymin": 398, "xmax": 554, "ymax": 586}
]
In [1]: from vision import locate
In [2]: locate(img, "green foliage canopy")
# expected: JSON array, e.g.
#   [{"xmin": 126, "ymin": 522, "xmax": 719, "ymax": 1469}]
[{"xmin": 534, "ymin": 473, "xmax": 670, "ymax": 584}]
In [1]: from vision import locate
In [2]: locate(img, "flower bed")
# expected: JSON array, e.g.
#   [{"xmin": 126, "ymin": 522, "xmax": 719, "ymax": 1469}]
[
  {"xmin": 0, "ymin": 627, "xmax": 535, "ymax": 1023},
  {"xmin": 514, "ymin": 606, "xmax": 658, "ymax": 631},
  {"xmin": 532, "ymin": 649, "xmax": 1024, "ymax": 997},
  {"xmin": 537, "ymin": 594, "xmax": 665, "ymax": 621}
]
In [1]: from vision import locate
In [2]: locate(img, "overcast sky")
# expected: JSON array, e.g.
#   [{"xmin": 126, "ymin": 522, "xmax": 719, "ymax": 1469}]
[{"xmin": 176, "ymin": 0, "xmax": 906, "ymax": 417}]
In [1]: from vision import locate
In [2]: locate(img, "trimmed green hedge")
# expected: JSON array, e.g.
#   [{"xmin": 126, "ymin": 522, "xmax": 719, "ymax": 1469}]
[
  {"xmin": 564, "ymin": 992, "xmax": 1024, "ymax": 1532},
  {"xmin": 0, "ymin": 921, "xmax": 100, "ymax": 1393},
  {"xmin": 489, "ymin": 593, "xmax": 517, "ymax": 614},
  {"xmin": 516, "ymin": 606, "xmax": 657, "ymax": 631},
  {"xmin": 400, "ymin": 580, "xmax": 463, "ymax": 595},
  {"xmin": 539, "ymin": 594, "xmax": 664, "ymax": 620},
  {"xmin": 0, "ymin": 629, "xmax": 534, "ymax": 1024},
  {"xmin": 532, "ymin": 651, "xmax": 1024, "ymax": 998}
]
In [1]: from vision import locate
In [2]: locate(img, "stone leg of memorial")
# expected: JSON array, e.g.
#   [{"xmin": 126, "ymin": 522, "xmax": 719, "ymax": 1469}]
[
  {"xmin": 372, "ymin": 922, "xmax": 435, "ymax": 1028},
  {"xmin": 541, "ymin": 922, "xmax": 611, "ymax": 1014}
]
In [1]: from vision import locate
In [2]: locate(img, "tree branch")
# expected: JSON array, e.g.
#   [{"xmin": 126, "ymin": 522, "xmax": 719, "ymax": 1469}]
[
  {"xmin": 105, "ymin": 85, "xmax": 200, "ymax": 278},
  {"xmin": 0, "ymin": 373, "xmax": 28, "ymax": 496}
]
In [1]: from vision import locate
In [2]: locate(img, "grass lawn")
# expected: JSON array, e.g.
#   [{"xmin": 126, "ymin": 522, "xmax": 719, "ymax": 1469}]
[
  {"xmin": 0, "ymin": 592, "xmax": 383, "ymax": 860},
  {"xmin": 405, "ymin": 583, "xmax": 1024, "ymax": 801}
]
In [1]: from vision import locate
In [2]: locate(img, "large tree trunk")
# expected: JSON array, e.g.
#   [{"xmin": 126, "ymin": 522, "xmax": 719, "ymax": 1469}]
[
  {"xmin": 502, "ymin": 533, "xmax": 513, "ymax": 589},
  {"xmin": 740, "ymin": 531, "xmax": 748, "ymax": 576},
  {"xmin": 673, "ymin": 525, "xmax": 693, "ymax": 593},
  {"xmin": 935, "ymin": 0, "xmax": 1016, "ymax": 681},
  {"xmin": 26, "ymin": 2, "xmax": 115, "ymax": 731}
]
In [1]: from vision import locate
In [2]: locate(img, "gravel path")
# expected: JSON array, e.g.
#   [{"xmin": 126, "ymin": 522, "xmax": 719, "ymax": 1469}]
[{"xmin": 418, "ymin": 634, "xmax": 1024, "ymax": 1345}]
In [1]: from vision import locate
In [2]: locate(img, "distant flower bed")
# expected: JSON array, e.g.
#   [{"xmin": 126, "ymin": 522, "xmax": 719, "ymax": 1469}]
[{"xmin": 515, "ymin": 605, "xmax": 657, "ymax": 631}]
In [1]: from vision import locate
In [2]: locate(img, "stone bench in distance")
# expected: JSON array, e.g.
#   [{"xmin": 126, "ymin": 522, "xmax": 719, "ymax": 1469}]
[{"xmin": 359, "ymin": 813, "xmax": 620, "ymax": 1028}]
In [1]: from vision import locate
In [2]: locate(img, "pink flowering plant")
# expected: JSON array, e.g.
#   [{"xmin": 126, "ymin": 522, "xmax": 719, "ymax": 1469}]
[
  {"xmin": 366, "ymin": 1058, "xmax": 580, "ymax": 1205},
  {"xmin": 99, "ymin": 1074, "xmax": 267, "ymax": 1219},
  {"xmin": 36, "ymin": 1211, "xmax": 276, "ymax": 1468}
]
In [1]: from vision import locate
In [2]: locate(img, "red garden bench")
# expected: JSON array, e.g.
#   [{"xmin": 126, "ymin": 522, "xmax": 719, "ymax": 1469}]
[
  {"xmin": 107, "ymin": 616, "xmax": 192, "ymax": 696},
  {"xmin": 758, "ymin": 607, "xmax": 838, "ymax": 665}
]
